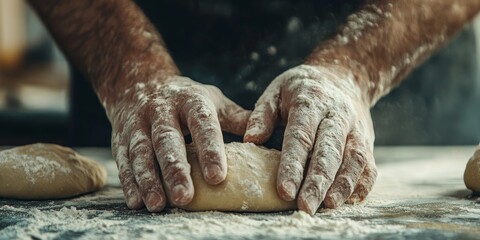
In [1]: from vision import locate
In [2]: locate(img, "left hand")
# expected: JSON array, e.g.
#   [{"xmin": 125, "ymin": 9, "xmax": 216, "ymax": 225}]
[{"xmin": 244, "ymin": 64, "xmax": 377, "ymax": 215}]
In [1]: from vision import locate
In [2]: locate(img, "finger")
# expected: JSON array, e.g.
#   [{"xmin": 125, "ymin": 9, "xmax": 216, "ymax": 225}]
[
  {"xmin": 324, "ymin": 130, "xmax": 369, "ymax": 209},
  {"xmin": 112, "ymin": 132, "xmax": 143, "ymax": 209},
  {"xmin": 129, "ymin": 129, "xmax": 167, "ymax": 212},
  {"xmin": 218, "ymin": 98, "xmax": 251, "ymax": 135},
  {"xmin": 206, "ymin": 85, "xmax": 251, "ymax": 136},
  {"xmin": 346, "ymin": 158, "xmax": 378, "ymax": 204},
  {"xmin": 244, "ymin": 80, "xmax": 281, "ymax": 144},
  {"xmin": 151, "ymin": 110, "xmax": 194, "ymax": 206},
  {"xmin": 298, "ymin": 115, "xmax": 349, "ymax": 215},
  {"xmin": 276, "ymin": 101, "xmax": 324, "ymax": 201},
  {"xmin": 181, "ymin": 95, "xmax": 227, "ymax": 185}
]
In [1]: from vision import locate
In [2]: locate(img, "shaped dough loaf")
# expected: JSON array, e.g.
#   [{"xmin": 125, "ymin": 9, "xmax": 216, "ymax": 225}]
[
  {"xmin": 0, "ymin": 143, "xmax": 106, "ymax": 199},
  {"xmin": 464, "ymin": 145, "xmax": 480, "ymax": 194},
  {"xmin": 173, "ymin": 142, "xmax": 296, "ymax": 212}
]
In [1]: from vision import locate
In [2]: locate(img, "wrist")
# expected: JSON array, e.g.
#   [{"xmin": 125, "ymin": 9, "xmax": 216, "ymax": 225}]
[
  {"xmin": 96, "ymin": 61, "xmax": 179, "ymax": 113},
  {"xmin": 304, "ymin": 47, "xmax": 372, "ymax": 106}
]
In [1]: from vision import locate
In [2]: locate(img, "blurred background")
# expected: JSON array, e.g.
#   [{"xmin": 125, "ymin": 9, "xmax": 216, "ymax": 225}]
[{"xmin": 0, "ymin": 0, "xmax": 479, "ymax": 147}]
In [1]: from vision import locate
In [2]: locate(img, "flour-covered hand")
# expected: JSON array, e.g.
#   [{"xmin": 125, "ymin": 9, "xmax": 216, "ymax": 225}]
[
  {"xmin": 244, "ymin": 64, "xmax": 376, "ymax": 215},
  {"xmin": 108, "ymin": 75, "xmax": 250, "ymax": 212}
]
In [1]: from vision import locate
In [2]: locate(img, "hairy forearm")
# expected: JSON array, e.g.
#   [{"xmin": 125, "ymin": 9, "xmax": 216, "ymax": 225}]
[
  {"xmin": 28, "ymin": 0, "xmax": 179, "ymax": 100},
  {"xmin": 306, "ymin": 0, "xmax": 480, "ymax": 106}
]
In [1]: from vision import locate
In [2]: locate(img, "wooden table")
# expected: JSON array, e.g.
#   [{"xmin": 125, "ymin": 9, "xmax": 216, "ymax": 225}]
[{"xmin": 1, "ymin": 146, "xmax": 479, "ymax": 239}]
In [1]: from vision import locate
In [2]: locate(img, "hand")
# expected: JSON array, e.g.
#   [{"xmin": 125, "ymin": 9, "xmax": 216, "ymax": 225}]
[
  {"xmin": 244, "ymin": 64, "xmax": 377, "ymax": 215},
  {"xmin": 108, "ymin": 75, "xmax": 250, "ymax": 212}
]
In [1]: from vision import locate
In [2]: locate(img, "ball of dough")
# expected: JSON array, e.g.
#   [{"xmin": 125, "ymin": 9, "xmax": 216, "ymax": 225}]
[
  {"xmin": 464, "ymin": 145, "xmax": 480, "ymax": 194},
  {"xmin": 172, "ymin": 142, "xmax": 296, "ymax": 212},
  {"xmin": 0, "ymin": 143, "xmax": 107, "ymax": 200}
]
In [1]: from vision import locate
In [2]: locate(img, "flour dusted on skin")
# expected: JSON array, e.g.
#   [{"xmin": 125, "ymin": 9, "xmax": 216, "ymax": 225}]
[
  {"xmin": 265, "ymin": 64, "xmax": 359, "ymax": 189},
  {"xmin": 336, "ymin": 8, "xmax": 381, "ymax": 44},
  {"xmin": 109, "ymin": 74, "xmax": 251, "ymax": 210},
  {"xmin": 246, "ymin": 62, "xmax": 376, "ymax": 213},
  {"xmin": 403, "ymin": 34, "xmax": 445, "ymax": 66},
  {"xmin": 0, "ymin": 147, "xmax": 71, "ymax": 184}
]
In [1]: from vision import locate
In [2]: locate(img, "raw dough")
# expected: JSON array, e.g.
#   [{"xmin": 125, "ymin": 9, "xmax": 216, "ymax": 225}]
[
  {"xmin": 464, "ymin": 145, "xmax": 480, "ymax": 194},
  {"xmin": 0, "ymin": 143, "xmax": 107, "ymax": 199},
  {"xmin": 174, "ymin": 142, "xmax": 296, "ymax": 212}
]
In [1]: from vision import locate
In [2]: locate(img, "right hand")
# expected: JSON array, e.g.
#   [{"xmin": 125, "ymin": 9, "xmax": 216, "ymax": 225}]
[
  {"xmin": 244, "ymin": 64, "xmax": 377, "ymax": 214},
  {"xmin": 107, "ymin": 75, "xmax": 250, "ymax": 212}
]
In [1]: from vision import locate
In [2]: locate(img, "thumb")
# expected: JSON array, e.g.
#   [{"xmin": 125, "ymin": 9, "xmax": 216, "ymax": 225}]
[{"xmin": 217, "ymin": 98, "xmax": 251, "ymax": 136}]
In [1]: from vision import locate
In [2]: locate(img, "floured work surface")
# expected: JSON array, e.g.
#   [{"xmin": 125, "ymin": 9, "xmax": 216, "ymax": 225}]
[{"xmin": 1, "ymin": 146, "xmax": 479, "ymax": 240}]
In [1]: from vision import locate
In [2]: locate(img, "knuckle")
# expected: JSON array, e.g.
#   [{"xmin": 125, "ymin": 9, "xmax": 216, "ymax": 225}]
[
  {"xmin": 118, "ymin": 168, "xmax": 135, "ymax": 185},
  {"xmin": 287, "ymin": 126, "xmax": 315, "ymax": 149},
  {"xmin": 315, "ymin": 139, "xmax": 343, "ymax": 161},
  {"xmin": 335, "ymin": 175, "xmax": 356, "ymax": 193},
  {"xmin": 135, "ymin": 171, "xmax": 155, "ymax": 187},
  {"xmin": 154, "ymin": 103, "xmax": 174, "ymax": 116},
  {"xmin": 162, "ymin": 162, "xmax": 191, "ymax": 186},
  {"xmin": 152, "ymin": 126, "xmax": 179, "ymax": 145},
  {"xmin": 291, "ymin": 93, "xmax": 319, "ymax": 110},
  {"xmin": 349, "ymin": 148, "xmax": 368, "ymax": 166},
  {"xmin": 190, "ymin": 106, "xmax": 214, "ymax": 121},
  {"xmin": 130, "ymin": 130, "xmax": 150, "ymax": 151},
  {"xmin": 129, "ymin": 143, "xmax": 150, "ymax": 158},
  {"xmin": 310, "ymin": 165, "xmax": 335, "ymax": 183},
  {"xmin": 131, "ymin": 156, "xmax": 154, "ymax": 173},
  {"xmin": 135, "ymin": 170, "xmax": 154, "ymax": 190}
]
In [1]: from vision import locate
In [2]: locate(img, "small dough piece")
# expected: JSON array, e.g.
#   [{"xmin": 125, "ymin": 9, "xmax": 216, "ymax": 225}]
[
  {"xmin": 464, "ymin": 145, "xmax": 480, "ymax": 194},
  {"xmin": 174, "ymin": 142, "xmax": 296, "ymax": 212},
  {"xmin": 0, "ymin": 143, "xmax": 107, "ymax": 199}
]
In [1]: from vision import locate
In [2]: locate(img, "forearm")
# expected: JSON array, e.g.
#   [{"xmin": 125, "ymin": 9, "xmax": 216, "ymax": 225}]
[
  {"xmin": 28, "ymin": 0, "xmax": 179, "ymax": 101},
  {"xmin": 306, "ymin": 0, "xmax": 480, "ymax": 106}
]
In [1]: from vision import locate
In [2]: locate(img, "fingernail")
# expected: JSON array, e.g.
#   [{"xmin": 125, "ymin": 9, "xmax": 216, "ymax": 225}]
[
  {"xmin": 305, "ymin": 195, "xmax": 320, "ymax": 215},
  {"xmin": 281, "ymin": 181, "xmax": 297, "ymax": 200},
  {"xmin": 145, "ymin": 192, "xmax": 164, "ymax": 212},
  {"xmin": 244, "ymin": 125, "xmax": 261, "ymax": 140},
  {"xmin": 204, "ymin": 164, "xmax": 223, "ymax": 183},
  {"xmin": 347, "ymin": 193, "xmax": 361, "ymax": 204},
  {"xmin": 172, "ymin": 184, "xmax": 191, "ymax": 206},
  {"xmin": 126, "ymin": 196, "xmax": 137, "ymax": 209},
  {"xmin": 243, "ymin": 132, "xmax": 253, "ymax": 142},
  {"xmin": 326, "ymin": 192, "xmax": 343, "ymax": 209},
  {"xmin": 125, "ymin": 189, "xmax": 142, "ymax": 209}
]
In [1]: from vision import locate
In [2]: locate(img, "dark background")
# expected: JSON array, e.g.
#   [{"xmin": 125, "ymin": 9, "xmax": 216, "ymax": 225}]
[{"xmin": 1, "ymin": 0, "xmax": 479, "ymax": 147}]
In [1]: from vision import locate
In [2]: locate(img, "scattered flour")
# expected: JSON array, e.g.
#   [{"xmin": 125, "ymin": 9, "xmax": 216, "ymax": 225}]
[
  {"xmin": 286, "ymin": 17, "xmax": 302, "ymax": 33},
  {"xmin": 267, "ymin": 46, "xmax": 277, "ymax": 56},
  {"xmin": 0, "ymin": 205, "xmax": 404, "ymax": 240},
  {"xmin": 1, "ymin": 146, "xmax": 478, "ymax": 239},
  {"xmin": 239, "ymin": 179, "xmax": 263, "ymax": 198},
  {"xmin": 250, "ymin": 52, "xmax": 260, "ymax": 61}
]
